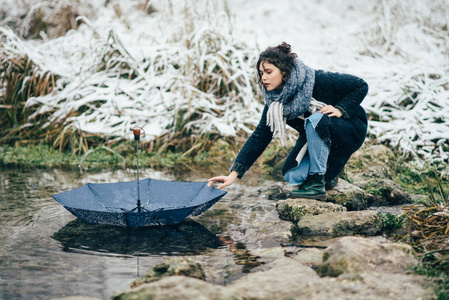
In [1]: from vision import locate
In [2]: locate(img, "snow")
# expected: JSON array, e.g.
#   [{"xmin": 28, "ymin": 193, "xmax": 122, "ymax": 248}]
[{"xmin": 1, "ymin": 0, "xmax": 448, "ymax": 164}]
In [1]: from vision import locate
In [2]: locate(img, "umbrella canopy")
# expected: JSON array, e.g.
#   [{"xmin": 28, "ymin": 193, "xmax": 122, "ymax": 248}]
[{"xmin": 52, "ymin": 178, "xmax": 227, "ymax": 228}]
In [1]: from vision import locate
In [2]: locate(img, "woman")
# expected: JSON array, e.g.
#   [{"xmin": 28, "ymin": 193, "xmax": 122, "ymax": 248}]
[{"xmin": 208, "ymin": 42, "xmax": 368, "ymax": 200}]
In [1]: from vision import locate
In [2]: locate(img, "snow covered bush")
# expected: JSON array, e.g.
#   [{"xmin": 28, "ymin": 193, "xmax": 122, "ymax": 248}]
[
  {"xmin": 0, "ymin": 0, "xmax": 448, "ymax": 164},
  {"xmin": 358, "ymin": 0, "xmax": 449, "ymax": 163},
  {"xmin": 0, "ymin": 0, "xmax": 100, "ymax": 39},
  {"xmin": 1, "ymin": 0, "xmax": 261, "ymax": 154}
]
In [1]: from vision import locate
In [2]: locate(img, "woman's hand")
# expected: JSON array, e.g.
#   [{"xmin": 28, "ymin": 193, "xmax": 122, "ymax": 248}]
[
  {"xmin": 207, "ymin": 171, "xmax": 238, "ymax": 189},
  {"xmin": 320, "ymin": 105, "xmax": 342, "ymax": 118}
]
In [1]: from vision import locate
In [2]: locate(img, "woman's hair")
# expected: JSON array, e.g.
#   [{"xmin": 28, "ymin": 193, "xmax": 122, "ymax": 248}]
[{"xmin": 256, "ymin": 42, "xmax": 298, "ymax": 84}]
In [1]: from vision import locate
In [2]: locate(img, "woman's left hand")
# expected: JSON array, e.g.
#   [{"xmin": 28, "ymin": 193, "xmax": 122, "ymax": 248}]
[{"xmin": 320, "ymin": 105, "xmax": 342, "ymax": 118}]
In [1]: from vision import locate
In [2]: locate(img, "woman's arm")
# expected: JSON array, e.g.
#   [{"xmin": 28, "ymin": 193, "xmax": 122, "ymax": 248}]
[
  {"xmin": 208, "ymin": 105, "xmax": 273, "ymax": 189},
  {"xmin": 315, "ymin": 71, "xmax": 369, "ymax": 119},
  {"xmin": 228, "ymin": 105, "xmax": 273, "ymax": 178}
]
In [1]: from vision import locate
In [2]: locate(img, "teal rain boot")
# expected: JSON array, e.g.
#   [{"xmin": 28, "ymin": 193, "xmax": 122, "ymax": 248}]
[{"xmin": 289, "ymin": 173, "xmax": 327, "ymax": 200}]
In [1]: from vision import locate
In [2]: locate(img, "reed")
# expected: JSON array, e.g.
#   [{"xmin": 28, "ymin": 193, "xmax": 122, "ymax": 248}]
[{"xmin": 0, "ymin": 47, "xmax": 56, "ymax": 145}]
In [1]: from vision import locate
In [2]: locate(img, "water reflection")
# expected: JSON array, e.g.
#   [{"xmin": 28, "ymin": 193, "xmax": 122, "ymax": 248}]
[{"xmin": 52, "ymin": 219, "xmax": 223, "ymax": 256}]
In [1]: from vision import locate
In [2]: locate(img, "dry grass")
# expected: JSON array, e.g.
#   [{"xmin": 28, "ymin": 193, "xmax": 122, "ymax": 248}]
[
  {"xmin": 404, "ymin": 177, "xmax": 449, "ymax": 255},
  {"xmin": 0, "ymin": 31, "xmax": 100, "ymax": 153},
  {"xmin": 0, "ymin": 50, "xmax": 56, "ymax": 143}
]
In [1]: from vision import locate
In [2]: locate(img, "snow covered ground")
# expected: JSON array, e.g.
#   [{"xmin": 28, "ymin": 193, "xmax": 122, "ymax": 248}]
[{"xmin": 1, "ymin": 0, "xmax": 448, "ymax": 164}]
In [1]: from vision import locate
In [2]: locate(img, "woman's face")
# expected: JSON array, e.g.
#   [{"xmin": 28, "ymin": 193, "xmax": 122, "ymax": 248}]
[{"xmin": 259, "ymin": 61, "xmax": 284, "ymax": 91}]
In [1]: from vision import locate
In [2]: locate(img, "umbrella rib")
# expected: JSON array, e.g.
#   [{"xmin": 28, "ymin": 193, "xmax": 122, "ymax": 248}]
[
  {"xmin": 86, "ymin": 184, "xmax": 109, "ymax": 210},
  {"xmin": 140, "ymin": 180, "xmax": 182, "ymax": 211},
  {"xmin": 142, "ymin": 179, "xmax": 151, "ymax": 208},
  {"xmin": 182, "ymin": 182, "xmax": 207, "ymax": 208}
]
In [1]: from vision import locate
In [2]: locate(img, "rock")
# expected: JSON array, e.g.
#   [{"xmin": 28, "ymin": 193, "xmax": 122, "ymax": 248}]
[
  {"xmin": 229, "ymin": 258, "xmax": 322, "ymax": 300},
  {"xmin": 248, "ymin": 218, "xmax": 292, "ymax": 244},
  {"xmin": 369, "ymin": 179, "xmax": 413, "ymax": 206},
  {"xmin": 130, "ymin": 258, "xmax": 206, "ymax": 288},
  {"xmin": 276, "ymin": 198, "xmax": 346, "ymax": 223},
  {"xmin": 316, "ymin": 236, "xmax": 419, "ymax": 277},
  {"xmin": 327, "ymin": 179, "xmax": 370, "ymax": 210},
  {"xmin": 115, "ymin": 256, "xmax": 434, "ymax": 300},
  {"xmin": 251, "ymin": 246, "xmax": 294, "ymax": 263},
  {"xmin": 51, "ymin": 297, "xmax": 102, "ymax": 300},
  {"xmin": 293, "ymin": 210, "xmax": 383, "ymax": 236},
  {"xmin": 321, "ymin": 272, "xmax": 434, "ymax": 300},
  {"xmin": 349, "ymin": 144, "xmax": 397, "ymax": 172},
  {"xmin": 345, "ymin": 144, "xmax": 397, "ymax": 188},
  {"xmin": 291, "ymin": 247, "xmax": 324, "ymax": 267},
  {"xmin": 343, "ymin": 145, "xmax": 414, "ymax": 209},
  {"xmin": 263, "ymin": 182, "xmax": 288, "ymax": 200},
  {"xmin": 230, "ymin": 257, "xmax": 434, "ymax": 300},
  {"xmin": 113, "ymin": 276, "xmax": 241, "ymax": 300},
  {"xmin": 360, "ymin": 144, "xmax": 397, "ymax": 164}
]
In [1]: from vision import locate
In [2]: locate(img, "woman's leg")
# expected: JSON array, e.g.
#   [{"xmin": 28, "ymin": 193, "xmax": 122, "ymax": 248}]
[
  {"xmin": 284, "ymin": 152, "xmax": 310, "ymax": 186},
  {"xmin": 305, "ymin": 113, "xmax": 329, "ymax": 175},
  {"xmin": 290, "ymin": 113, "xmax": 329, "ymax": 200}
]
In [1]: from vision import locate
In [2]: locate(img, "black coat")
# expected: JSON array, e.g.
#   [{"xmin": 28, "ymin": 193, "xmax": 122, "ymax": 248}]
[{"xmin": 230, "ymin": 69, "xmax": 368, "ymax": 182}]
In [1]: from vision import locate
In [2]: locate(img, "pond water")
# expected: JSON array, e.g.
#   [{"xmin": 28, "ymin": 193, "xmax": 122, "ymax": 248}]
[{"xmin": 0, "ymin": 166, "xmax": 291, "ymax": 300}]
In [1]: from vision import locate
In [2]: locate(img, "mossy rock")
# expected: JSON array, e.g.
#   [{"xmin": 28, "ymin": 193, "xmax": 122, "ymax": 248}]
[
  {"xmin": 130, "ymin": 258, "xmax": 206, "ymax": 288},
  {"xmin": 316, "ymin": 236, "xmax": 418, "ymax": 277},
  {"xmin": 276, "ymin": 198, "xmax": 346, "ymax": 223},
  {"xmin": 293, "ymin": 210, "xmax": 383, "ymax": 237},
  {"xmin": 326, "ymin": 179, "xmax": 369, "ymax": 210}
]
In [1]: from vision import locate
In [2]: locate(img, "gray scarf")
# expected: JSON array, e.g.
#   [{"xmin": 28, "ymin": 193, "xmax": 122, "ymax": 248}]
[{"xmin": 263, "ymin": 59, "xmax": 323, "ymax": 145}]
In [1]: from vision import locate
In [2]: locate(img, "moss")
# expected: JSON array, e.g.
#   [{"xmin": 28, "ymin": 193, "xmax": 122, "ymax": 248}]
[
  {"xmin": 316, "ymin": 257, "xmax": 349, "ymax": 277},
  {"xmin": 412, "ymin": 262, "xmax": 449, "ymax": 300},
  {"xmin": 366, "ymin": 184, "xmax": 389, "ymax": 199},
  {"xmin": 378, "ymin": 212, "xmax": 406, "ymax": 236},
  {"xmin": 276, "ymin": 201, "xmax": 307, "ymax": 222},
  {"xmin": 130, "ymin": 258, "xmax": 206, "ymax": 288},
  {"xmin": 331, "ymin": 192, "xmax": 368, "ymax": 211},
  {"xmin": 290, "ymin": 224, "xmax": 312, "ymax": 236}
]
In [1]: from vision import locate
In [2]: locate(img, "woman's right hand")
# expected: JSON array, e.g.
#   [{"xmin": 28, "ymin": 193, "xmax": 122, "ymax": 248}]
[{"xmin": 207, "ymin": 171, "xmax": 238, "ymax": 189}]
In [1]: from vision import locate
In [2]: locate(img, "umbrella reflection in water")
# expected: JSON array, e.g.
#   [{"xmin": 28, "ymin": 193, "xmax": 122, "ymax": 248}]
[{"xmin": 52, "ymin": 219, "xmax": 223, "ymax": 256}]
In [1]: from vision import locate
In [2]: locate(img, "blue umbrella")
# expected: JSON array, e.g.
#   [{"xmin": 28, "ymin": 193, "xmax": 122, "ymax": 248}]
[
  {"xmin": 52, "ymin": 128, "xmax": 227, "ymax": 228},
  {"xmin": 51, "ymin": 178, "xmax": 226, "ymax": 228}
]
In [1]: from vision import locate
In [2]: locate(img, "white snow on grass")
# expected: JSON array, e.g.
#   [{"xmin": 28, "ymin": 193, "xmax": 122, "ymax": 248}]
[{"xmin": 0, "ymin": 0, "xmax": 448, "ymax": 164}]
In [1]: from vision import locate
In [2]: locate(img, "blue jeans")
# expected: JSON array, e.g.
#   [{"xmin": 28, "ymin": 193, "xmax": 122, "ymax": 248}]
[{"xmin": 284, "ymin": 113, "xmax": 330, "ymax": 185}]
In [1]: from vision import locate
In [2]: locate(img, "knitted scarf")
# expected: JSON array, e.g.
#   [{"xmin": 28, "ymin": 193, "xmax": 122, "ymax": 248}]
[{"xmin": 263, "ymin": 59, "xmax": 322, "ymax": 145}]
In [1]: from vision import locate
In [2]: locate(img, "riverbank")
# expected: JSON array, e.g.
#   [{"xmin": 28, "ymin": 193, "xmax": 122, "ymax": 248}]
[{"xmin": 0, "ymin": 141, "xmax": 287, "ymax": 178}]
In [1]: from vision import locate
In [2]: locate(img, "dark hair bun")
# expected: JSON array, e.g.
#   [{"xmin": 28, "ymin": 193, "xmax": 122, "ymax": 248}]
[{"xmin": 278, "ymin": 42, "xmax": 293, "ymax": 55}]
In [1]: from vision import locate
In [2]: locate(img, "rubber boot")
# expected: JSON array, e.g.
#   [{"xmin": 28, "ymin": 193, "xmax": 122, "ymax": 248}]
[
  {"xmin": 289, "ymin": 173, "xmax": 327, "ymax": 200},
  {"xmin": 325, "ymin": 176, "xmax": 338, "ymax": 190}
]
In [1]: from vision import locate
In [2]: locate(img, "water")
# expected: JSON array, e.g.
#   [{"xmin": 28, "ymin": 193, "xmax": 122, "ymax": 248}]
[{"xmin": 0, "ymin": 166, "xmax": 291, "ymax": 300}]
